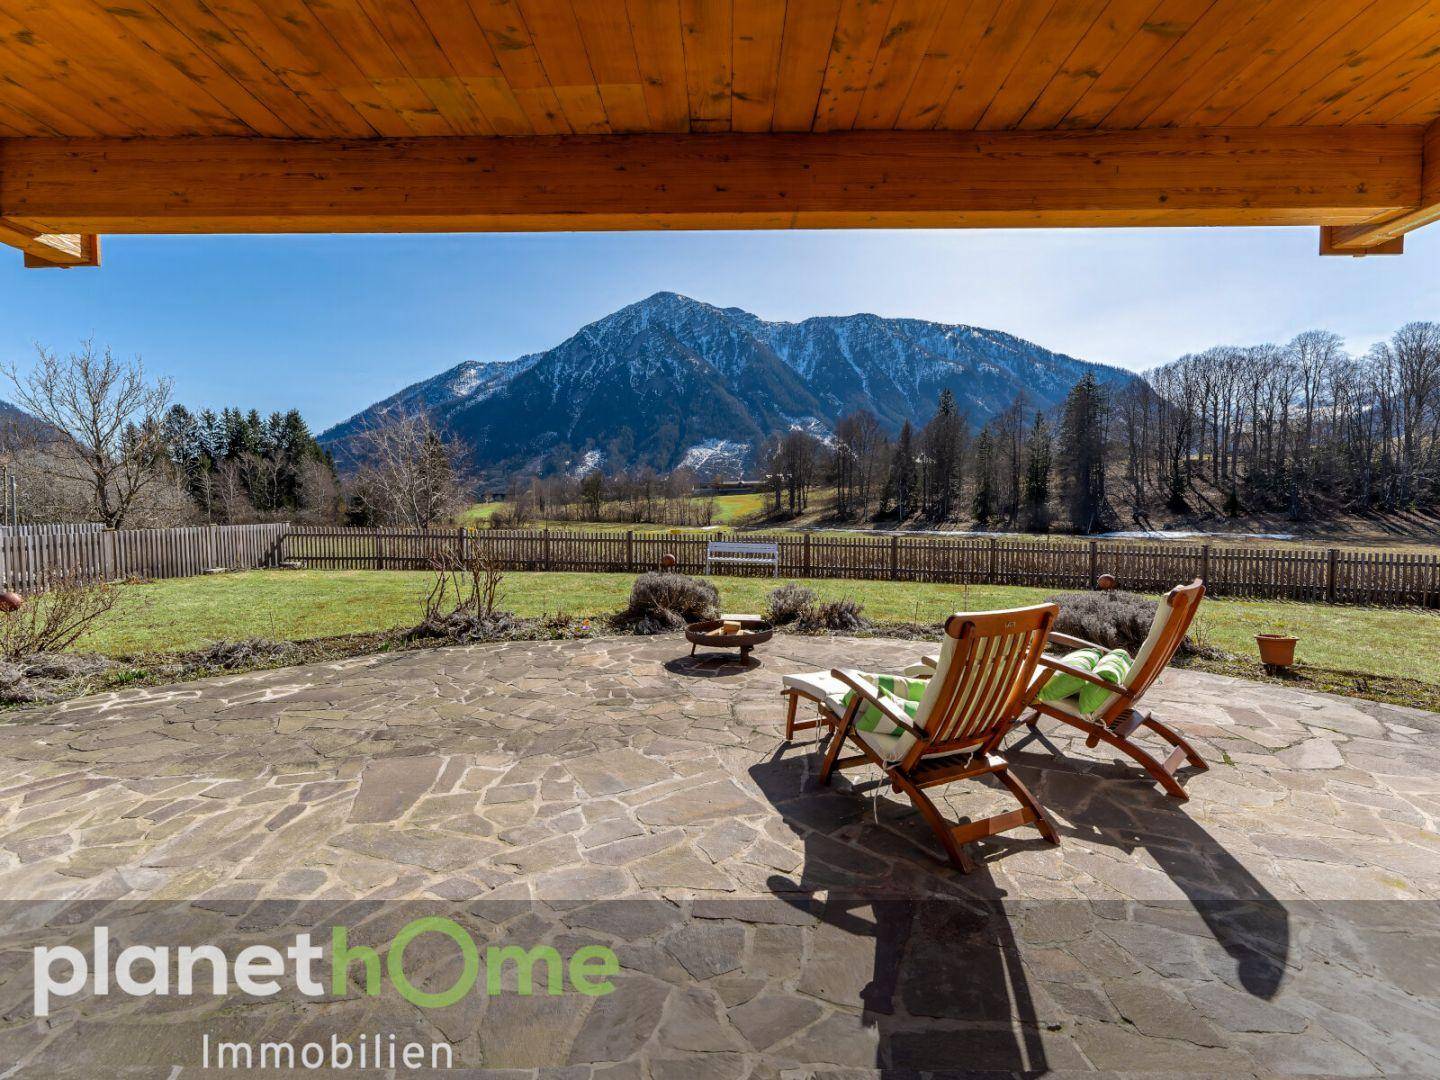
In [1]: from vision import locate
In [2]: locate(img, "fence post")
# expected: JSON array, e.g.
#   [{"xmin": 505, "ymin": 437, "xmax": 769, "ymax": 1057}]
[
  {"xmin": 1088, "ymin": 540, "xmax": 1098, "ymax": 589},
  {"xmin": 374, "ymin": 530, "xmax": 384, "ymax": 571},
  {"xmin": 626, "ymin": 530, "xmax": 634, "ymax": 572},
  {"xmin": 543, "ymin": 528, "xmax": 551, "ymax": 571},
  {"xmin": 460, "ymin": 527, "xmax": 469, "ymax": 564},
  {"xmin": 102, "ymin": 529, "xmax": 117, "ymax": 580},
  {"xmin": 1326, "ymin": 547, "xmax": 1339, "ymax": 603},
  {"xmin": 206, "ymin": 524, "xmax": 216, "ymax": 569},
  {"xmin": 987, "ymin": 538, "xmax": 998, "ymax": 583},
  {"xmin": 1200, "ymin": 543, "xmax": 1210, "ymax": 585},
  {"xmin": 803, "ymin": 532, "xmax": 811, "ymax": 577},
  {"xmin": 889, "ymin": 535, "xmax": 899, "ymax": 581}
]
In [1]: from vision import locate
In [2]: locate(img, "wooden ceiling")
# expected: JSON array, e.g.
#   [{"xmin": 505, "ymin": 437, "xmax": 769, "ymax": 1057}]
[
  {"xmin": 2, "ymin": 1, "xmax": 1440, "ymax": 266},
  {"xmin": 5, "ymin": 0, "xmax": 1440, "ymax": 138}
]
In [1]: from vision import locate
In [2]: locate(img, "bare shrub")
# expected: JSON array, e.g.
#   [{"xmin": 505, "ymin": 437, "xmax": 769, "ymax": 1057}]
[
  {"xmin": 0, "ymin": 570, "xmax": 122, "ymax": 660},
  {"xmin": 620, "ymin": 571, "xmax": 719, "ymax": 634},
  {"xmin": 185, "ymin": 638, "xmax": 298, "ymax": 671},
  {"xmin": 765, "ymin": 583, "xmax": 817, "ymax": 626},
  {"xmin": 409, "ymin": 546, "xmax": 519, "ymax": 642},
  {"xmin": 798, "ymin": 597, "xmax": 870, "ymax": 633},
  {"xmin": 1046, "ymin": 590, "xmax": 1159, "ymax": 653},
  {"xmin": 421, "ymin": 547, "xmax": 505, "ymax": 621}
]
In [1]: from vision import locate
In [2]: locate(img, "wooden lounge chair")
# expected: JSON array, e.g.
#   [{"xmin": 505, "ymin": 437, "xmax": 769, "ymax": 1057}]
[
  {"xmin": 786, "ymin": 603, "xmax": 1061, "ymax": 874},
  {"xmin": 1010, "ymin": 579, "xmax": 1210, "ymax": 800}
]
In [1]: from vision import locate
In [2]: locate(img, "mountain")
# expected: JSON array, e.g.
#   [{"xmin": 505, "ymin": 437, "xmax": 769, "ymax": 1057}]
[
  {"xmin": 320, "ymin": 293, "xmax": 1134, "ymax": 478},
  {"xmin": 320, "ymin": 357, "xmax": 534, "ymax": 467}
]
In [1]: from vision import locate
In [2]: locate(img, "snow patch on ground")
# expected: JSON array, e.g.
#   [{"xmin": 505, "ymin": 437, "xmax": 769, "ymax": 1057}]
[
  {"xmin": 784, "ymin": 416, "xmax": 835, "ymax": 445},
  {"xmin": 568, "ymin": 449, "xmax": 604, "ymax": 478},
  {"xmin": 679, "ymin": 439, "xmax": 750, "ymax": 477}
]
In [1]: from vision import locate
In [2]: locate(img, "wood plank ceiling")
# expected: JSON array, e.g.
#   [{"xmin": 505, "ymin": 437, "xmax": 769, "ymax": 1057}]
[
  {"xmin": 2, "ymin": 0, "xmax": 1440, "ymax": 264},
  {"xmin": 4, "ymin": 0, "xmax": 1440, "ymax": 138}
]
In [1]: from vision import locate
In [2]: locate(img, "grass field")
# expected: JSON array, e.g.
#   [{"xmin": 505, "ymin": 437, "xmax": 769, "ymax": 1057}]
[
  {"xmin": 76, "ymin": 569, "xmax": 1440, "ymax": 690},
  {"xmin": 455, "ymin": 492, "xmax": 763, "ymax": 532}
]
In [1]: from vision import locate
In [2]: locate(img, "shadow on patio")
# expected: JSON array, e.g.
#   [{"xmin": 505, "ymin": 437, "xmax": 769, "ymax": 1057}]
[{"xmin": 748, "ymin": 732, "xmax": 1292, "ymax": 1072}]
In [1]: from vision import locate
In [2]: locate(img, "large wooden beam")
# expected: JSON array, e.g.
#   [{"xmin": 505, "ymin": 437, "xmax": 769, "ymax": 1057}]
[
  {"xmin": 0, "ymin": 128, "xmax": 1422, "ymax": 239},
  {"xmin": 1321, "ymin": 119, "xmax": 1440, "ymax": 255},
  {"xmin": 0, "ymin": 217, "xmax": 99, "ymax": 267}
]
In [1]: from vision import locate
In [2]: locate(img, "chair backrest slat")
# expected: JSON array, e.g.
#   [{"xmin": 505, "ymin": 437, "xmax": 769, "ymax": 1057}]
[
  {"xmin": 912, "ymin": 604, "xmax": 1057, "ymax": 760},
  {"xmin": 1104, "ymin": 579, "xmax": 1205, "ymax": 716}
]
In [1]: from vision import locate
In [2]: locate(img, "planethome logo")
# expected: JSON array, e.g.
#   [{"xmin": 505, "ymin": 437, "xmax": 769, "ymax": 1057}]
[{"xmin": 32, "ymin": 917, "xmax": 618, "ymax": 1070}]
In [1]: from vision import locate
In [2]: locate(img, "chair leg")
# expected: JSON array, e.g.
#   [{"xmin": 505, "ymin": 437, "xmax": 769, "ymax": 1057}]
[
  {"xmin": 817, "ymin": 715, "xmax": 853, "ymax": 786},
  {"xmin": 1090, "ymin": 725, "xmax": 1191, "ymax": 801},
  {"xmin": 995, "ymin": 766, "xmax": 1060, "ymax": 845},
  {"xmin": 783, "ymin": 693, "xmax": 799, "ymax": 740},
  {"xmin": 1143, "ymin": 715, "xmax": 1210, "ymax": 772},
  {"xmin": 889, "ymin": 770, "xmax": 977, "ymax": 874}
]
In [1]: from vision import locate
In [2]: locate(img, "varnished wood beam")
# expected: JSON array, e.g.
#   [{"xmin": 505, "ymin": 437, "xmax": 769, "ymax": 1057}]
[
  {"xmin": 1321, "ymin": 119, "xmax": 1440, "ymax": 255},
  {"xmin": 0, "ymin": 218, "xmax": 99, "ymax": 267},
  {"xmin": 0, "ymin": 128, "xmax": 1422, "ymax": 239}
]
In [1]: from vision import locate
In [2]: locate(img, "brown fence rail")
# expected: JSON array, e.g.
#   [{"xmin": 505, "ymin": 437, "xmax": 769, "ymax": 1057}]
[
  {"xmin": 281, "ymin": 526, "xmax": 1440, "ymax": 608},
  {"xmin": 0, "ymin": 523, "xmax": 289, "ymax": 591}
]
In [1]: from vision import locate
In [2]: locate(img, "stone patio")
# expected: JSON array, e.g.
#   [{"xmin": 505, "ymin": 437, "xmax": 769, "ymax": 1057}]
[{"xmin": 0, "ymin": 633, "xmax": 1438, "ymax": 1077}]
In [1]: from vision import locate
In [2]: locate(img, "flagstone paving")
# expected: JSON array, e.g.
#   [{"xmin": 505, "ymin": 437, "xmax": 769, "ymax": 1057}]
[{"xmin": 0, "ymin": 633, "xmax": 1438, "ymax": 1077}]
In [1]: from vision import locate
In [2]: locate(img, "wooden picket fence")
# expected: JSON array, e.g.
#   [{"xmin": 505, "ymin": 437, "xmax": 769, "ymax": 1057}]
[
  {"xmin": 280, "ymin": 526, "xmax": 1440, "ymax": 608},
  {"xmin": 0, "ymin": 523, "xmax": 289, "ymax": 591}
]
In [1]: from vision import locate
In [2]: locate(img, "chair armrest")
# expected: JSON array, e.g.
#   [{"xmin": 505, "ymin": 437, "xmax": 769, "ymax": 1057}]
[
  {"xmin": 1049, "ymin": 631, "xmax": 1107, "ymax": 652},
  {"xmin": 830, "ymin": 669, "xmax": 928, "ymax": 740},
  {"xmin": 1036, "ymin": 656, "xmax": 1136, "ymax": 699}
]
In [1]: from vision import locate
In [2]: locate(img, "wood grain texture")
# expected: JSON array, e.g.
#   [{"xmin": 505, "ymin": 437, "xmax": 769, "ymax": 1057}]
[
  {"xmin": 1324, "ymin": 118, "xmax": 1440, "ymax": 250},
  {"xmin": 1, "ymin": 2, "xmax": 1439, "ymax": 258},
  {"xmin": 0, "ymin": 1, "xmax": 1437, "ymax": 136},
  {"xmin": 0, "ymin": 128, "xmax": 1418, "ymax": 234}
]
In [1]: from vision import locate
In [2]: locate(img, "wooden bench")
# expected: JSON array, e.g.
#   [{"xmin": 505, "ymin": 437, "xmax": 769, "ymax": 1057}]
[{"xmin": 704, "ymin": 540, "xmax": 779, "ymax": 576}]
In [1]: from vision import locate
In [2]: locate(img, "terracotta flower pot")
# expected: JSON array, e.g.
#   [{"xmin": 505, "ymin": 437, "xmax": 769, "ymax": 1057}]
[{"xmin": 1255, "ymin": 634, "xmax": 1297, "ymax": 668}]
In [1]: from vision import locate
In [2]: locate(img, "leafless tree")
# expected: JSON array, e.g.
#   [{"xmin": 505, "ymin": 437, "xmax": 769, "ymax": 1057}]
[
  {"xmin": 3, "ymin": 341, "xmax": 174, "ymax": 526},
  {"xmin": 348, "ymin": 410, "xmax": 472, "ymax": 528},
  {"xmin": 1130, "ymin": 321, "xmax": 1440, "ymax": 519}
]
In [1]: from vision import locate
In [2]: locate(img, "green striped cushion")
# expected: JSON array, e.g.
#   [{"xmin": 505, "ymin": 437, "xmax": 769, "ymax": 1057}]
[
  {"xmin": 842, "ymin": 673, "xmax": 926, "ymax": 736},
  {"xmin": 1036, "ymin": 648, "xmax": 1104, "ymax": 703},
  {"xmin": 1079, "ymin": 649, "xmax": 1133, "ymax": 715}
]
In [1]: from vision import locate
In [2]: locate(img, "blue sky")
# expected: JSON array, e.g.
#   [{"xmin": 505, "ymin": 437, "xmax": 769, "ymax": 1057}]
[{"xmin": 0, "ymin": 226, "xmax": 1436, "ymax": 432}]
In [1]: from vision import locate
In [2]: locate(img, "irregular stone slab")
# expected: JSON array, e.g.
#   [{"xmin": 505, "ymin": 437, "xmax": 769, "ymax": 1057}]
[
  {"xmin": 727, "ymin": 992, "xmax": 823, "ymax": 1051},
  {"xmin": 658, "ymin": 986, "xmax": 745, "ymax": 1052},
  {"xmin": 532, "ymin": 865, "xmax": 630, "ymax": 910},
  {"xmin": 772, "ymin": 1010, "xmax": 880, "ymax": 1067},
  {"xmin": 691, "ymin": 895, "xmax": 817, "ymax": 925},
  {"xmin": 329, "ymin": 826, "xmax": 498, "ymax": 872},
  {"xmin": 568, "ymin": 975, "xmax": 669, "ymax": 1064},
  {"xmin": 1105, "ymin": 981, "xmax": 1228, "ymax": 1047},
  {"xmin": 664, "ymin": 922, "xmax": 746, "ymax": 979},
  {"xmin": 1185, "ymin": 981, "xmax": 1309, "ymax": 1034},
  {"xmin": 347, "ymin": 755, "xmax": 442, "ymax": 822},
  {"xmin": 635, "ymin": 780, "xmax": 763, "ymax": 826},
  {"xmin": 632, "ymin": 847, "xmax": 737, "ymax": 891},
  {"xmin": 1277, "ymin": 737, "xmax": 1346, "ymax": 770},
  {"xmin": 568, "ymin": 748, "xmax": 674, "ymax": 796},
  {"xmin": 566, "ymin": 896, "xmax": 684, "ymax": 939}
]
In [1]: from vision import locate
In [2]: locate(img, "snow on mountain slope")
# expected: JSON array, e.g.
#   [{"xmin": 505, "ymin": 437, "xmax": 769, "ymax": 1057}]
[{"xmin": 320, "ymin": 293, "xmax": 1134, "ymax": 477}]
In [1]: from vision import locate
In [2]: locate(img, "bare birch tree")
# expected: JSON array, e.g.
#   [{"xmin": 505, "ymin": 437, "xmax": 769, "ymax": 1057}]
[{"xmin": 3, "ymin": 341, "xmax": 173, "ymax": 527}]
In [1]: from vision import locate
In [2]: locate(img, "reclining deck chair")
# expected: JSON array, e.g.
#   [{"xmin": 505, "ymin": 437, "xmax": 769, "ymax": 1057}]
[
  {"xmin": 1010, "ymin": 579, "xmax": 1210, "ymax": 800},
  {"xmin": 784, "ymin": 604, "xmax": 1061, "ymax": 874}
]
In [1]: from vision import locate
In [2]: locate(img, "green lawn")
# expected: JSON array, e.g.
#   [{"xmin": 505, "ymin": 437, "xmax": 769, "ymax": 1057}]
[
  {"xmin": 76, "ymin": 569, "xmax": 1440, "ymax": 689},
  {"xmin": 455, "ymin": 492, "xmax": 762, "ymax": 532},
  {"xmin": 711, "ymin": 491, "xmax": 766, "ymax": 524}
]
